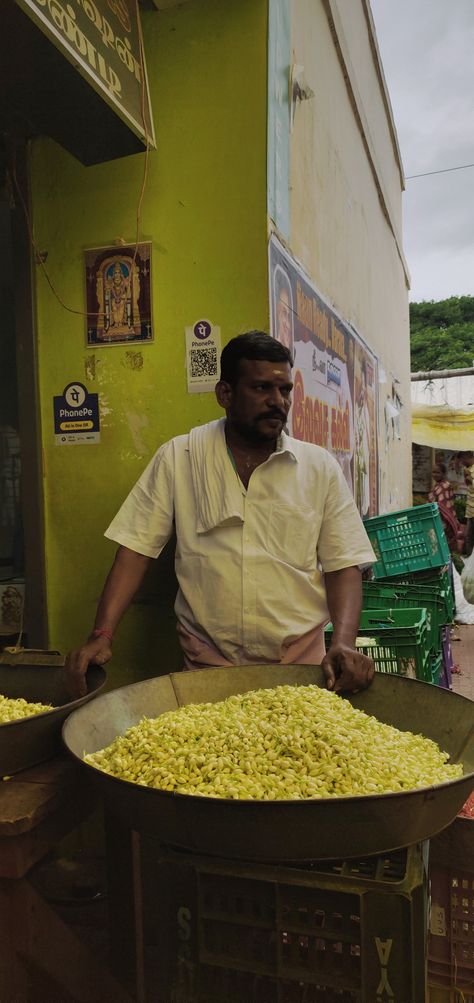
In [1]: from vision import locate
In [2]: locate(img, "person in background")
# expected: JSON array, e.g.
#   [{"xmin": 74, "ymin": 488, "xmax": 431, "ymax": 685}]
[
  {"xmin": 66, "ymin": 332, "xmax": 375, "ymax": 698},
  {"xmin": 428, "ymin": 462, "xmax": 463, "ymax": 554},
  {"xmin": 462, "ymin": 452, "xmax": 474, "ymax": 555}
]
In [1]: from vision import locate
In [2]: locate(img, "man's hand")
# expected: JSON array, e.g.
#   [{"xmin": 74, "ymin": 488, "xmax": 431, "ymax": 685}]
[
  {"xmin": 321, "ymin": 641, "xmax": 375, "ymax": 693},
  {"xmin": 64, "ymin": 546, "xmax": 152, "ymax": 700},
  {"xmin": 65, "ymin": 635, "xmax": 112, "ymax": 700},
  {"xmin": 323, "ymin": 566, "xmax": 374, "ymax": 693}
]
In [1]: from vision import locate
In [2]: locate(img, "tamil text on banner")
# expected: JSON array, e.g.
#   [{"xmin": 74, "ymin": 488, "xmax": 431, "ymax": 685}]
[{"xmin": 269, "ymin": 234, "xmax": 379, "ymax": 517}]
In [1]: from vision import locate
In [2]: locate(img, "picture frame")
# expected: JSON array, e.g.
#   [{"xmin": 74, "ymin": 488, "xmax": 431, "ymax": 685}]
[{"xmin": 84, "ymin": 242, "xmax": 153, "ymax": 347}]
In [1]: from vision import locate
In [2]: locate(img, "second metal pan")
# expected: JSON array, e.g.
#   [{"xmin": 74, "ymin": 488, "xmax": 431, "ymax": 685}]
[{"xmin": 1, "ymin": 663, "xmax": 106, "ymax": 776}]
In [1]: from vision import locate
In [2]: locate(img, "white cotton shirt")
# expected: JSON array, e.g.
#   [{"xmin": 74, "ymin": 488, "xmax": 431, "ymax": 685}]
[{"xmin": 104, "ymin": 422, "xmax": 375, "ymax": 664}]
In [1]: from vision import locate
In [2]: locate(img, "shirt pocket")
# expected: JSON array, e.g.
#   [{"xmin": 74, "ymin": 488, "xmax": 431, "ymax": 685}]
[{"xmin": 265, "ymin": 503, "xmax": 318, "ymax": 570}]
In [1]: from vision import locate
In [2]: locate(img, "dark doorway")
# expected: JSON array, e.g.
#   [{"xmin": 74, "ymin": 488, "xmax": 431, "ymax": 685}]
[{"xmin": 0, "ymin": 139, "xmax": 46, "ymax": 648}]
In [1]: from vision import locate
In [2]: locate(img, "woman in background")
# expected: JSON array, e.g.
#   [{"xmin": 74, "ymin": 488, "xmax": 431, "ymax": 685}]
[{"xmin": 429, "ymin": 462, "xmax": 463, "ymax": 553}]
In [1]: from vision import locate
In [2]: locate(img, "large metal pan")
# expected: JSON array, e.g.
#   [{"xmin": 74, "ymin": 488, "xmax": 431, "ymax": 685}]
[
  {"xmin": 1, "ymin": 664, "xmax": 106, "ymax": 776},
  {"xmin": 62, "ymin": 665, "xmax": 474, "ymax": 861}
]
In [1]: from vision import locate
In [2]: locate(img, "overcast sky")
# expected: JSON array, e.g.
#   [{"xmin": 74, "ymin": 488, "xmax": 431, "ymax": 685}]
[{"xmin": 370, "ymin": 0, "xmax": 474, "ymax": 303}]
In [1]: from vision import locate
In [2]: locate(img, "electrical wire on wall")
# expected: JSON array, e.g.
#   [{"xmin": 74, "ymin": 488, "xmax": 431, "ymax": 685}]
[{"xmin": 132, "ymin": 0, "xmax": 151, "ymax": 272}]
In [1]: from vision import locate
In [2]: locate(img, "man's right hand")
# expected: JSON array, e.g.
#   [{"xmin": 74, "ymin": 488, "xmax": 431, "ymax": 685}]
[
  {"xmin": 65, "ymin": 546, "xmax": 152, "ymax": 699},
  {"xmin": 65, "ymin": 635, "xmax": 113, "ymax": 700}
]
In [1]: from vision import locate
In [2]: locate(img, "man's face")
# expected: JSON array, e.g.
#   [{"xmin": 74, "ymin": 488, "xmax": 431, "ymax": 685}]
[
  {"xmin": 218, "ymin": 359, "xmax": 293, "ymax": 444},
  {"xmin": 277, "ymin": 289, "xmax": 292, "ymax": 350}
]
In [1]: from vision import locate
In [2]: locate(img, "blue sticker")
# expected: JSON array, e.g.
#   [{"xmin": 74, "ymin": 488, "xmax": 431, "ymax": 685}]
[{"xmin": 53, "ymin": 382, "xmax": 100, "ymax": 444}]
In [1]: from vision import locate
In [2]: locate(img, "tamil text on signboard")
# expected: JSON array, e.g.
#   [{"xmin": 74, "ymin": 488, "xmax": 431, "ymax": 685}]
[{"xmin": 16, "ymin": 0, "xmax": 155, "ymax": 144}]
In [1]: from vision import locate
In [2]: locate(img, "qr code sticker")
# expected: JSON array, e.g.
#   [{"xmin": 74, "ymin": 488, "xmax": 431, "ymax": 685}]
[{"xmin": 190, "ymin": 348, "xmax": 217, "ymax": 379}]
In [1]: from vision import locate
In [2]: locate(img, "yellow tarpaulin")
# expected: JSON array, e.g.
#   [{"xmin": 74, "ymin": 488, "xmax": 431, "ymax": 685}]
[{"xmin": 412, "ymin": 404, "xmax": 474, "ymax": 449}]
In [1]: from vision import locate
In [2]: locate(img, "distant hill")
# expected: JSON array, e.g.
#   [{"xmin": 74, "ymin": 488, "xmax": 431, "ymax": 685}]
[{"xmin": 410, "ymin": 296, "xmax": 474, "ymax": 372}]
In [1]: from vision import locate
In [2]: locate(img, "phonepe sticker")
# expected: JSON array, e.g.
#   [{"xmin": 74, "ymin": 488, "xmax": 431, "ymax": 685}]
[
  {"xmin": 54, "ymin": 382, "xmax": 100, "ymax": 445},
  {"xmin": 185, "ymin": 319, "xmax": 221, "ymax": 394}
]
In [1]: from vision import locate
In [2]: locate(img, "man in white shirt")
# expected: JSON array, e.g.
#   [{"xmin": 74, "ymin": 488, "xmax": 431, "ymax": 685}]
[{"xmin": 67, "ymin": 332, "xmax": 375, "ymax": 696}]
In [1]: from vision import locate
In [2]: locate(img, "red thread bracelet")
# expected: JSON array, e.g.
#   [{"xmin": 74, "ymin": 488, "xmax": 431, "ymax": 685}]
[{"xmin": 92, "ymin": 628, "xmax": 114, "ymax": 642}]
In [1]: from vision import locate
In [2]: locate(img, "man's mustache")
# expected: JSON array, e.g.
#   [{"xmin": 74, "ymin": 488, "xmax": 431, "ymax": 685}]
[{"xmin": 257, "ymin": 410, "xmax": 286, "ymax": 422}]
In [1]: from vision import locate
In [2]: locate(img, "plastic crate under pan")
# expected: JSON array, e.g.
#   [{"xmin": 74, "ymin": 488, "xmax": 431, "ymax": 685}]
[{"xmin": 145, "ymin": 841, "xmax": 428, "ymax": 1002}]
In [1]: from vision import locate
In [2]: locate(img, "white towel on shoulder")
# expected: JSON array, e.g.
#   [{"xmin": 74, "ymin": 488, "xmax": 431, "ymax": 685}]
[{"xmin": 189, "ymin": 419, "xmax": 244, "ymax": 534}]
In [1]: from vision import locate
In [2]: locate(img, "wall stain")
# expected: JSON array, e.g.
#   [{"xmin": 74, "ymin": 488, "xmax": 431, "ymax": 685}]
[
  {"xmin": 85, "ymin": 355, "xmax": 97, "ymax": 381},
  {"xmin": 126, "ymin": 412, "xmax": 149, "ymax": 454},
  {"xmin": 123, "ymin": 351, "xmax": 143, "ymax": 371},
  {"xmin": 99, "ymin": 394, "xmax": 113, "ymax": 427}
]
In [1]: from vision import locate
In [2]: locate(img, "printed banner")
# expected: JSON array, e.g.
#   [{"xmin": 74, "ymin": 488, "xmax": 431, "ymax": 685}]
[{"xmin": 269, "ymin": 234, "xmax": 379, "ymax": 517}]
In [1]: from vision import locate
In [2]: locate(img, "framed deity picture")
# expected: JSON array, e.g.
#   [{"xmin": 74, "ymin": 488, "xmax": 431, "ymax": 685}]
[{"xmin": 84, "ymin": 242, "xmax": 153, "ymax": 346}]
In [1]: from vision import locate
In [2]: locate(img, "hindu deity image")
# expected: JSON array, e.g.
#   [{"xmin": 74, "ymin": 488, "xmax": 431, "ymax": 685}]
[
  {"xmin": 85, "ymin": 244, "xmax": 153, "ymax": 345},
  {"xmin": 105, "ymin": 261, "xmax": 132, "ymax": 331},
  {"xmin": 97, "ymin": 256, "xmax": 140, "ymax": 340}
]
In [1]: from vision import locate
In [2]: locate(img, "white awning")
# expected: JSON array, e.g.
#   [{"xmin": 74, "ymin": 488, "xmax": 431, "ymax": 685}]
[{"xmin": 411, "ymin": 376, "xmax": 474, "ymax": 449}]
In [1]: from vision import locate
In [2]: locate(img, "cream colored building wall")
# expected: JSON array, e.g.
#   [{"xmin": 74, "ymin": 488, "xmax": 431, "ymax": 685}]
[
  {"xmin": 332, "ymin": 0, "xmax": 404, "ymax": 236},
  {"xmin": 288, "ymin": 0, "xmax": 411, "ymax": 511}
]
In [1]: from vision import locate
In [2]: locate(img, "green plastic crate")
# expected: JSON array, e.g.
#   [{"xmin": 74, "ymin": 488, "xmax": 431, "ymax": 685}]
[
  {"xmin": 362, "ymin": 580, "xmax": 447, "ymax": 652},
  {"xmin": 325, "ymin": 608, "xmax": 431, "ymax": 680},
  {"xmin": 364, "ymin": 503, "xmax": 451, "ymax": 578},
  {"xmin": 427, "ymin": 651, "xmax": 443, "ymax": 686},
  {"xmin": 377, "ymin": 565, "xmax": 455, "ymax": 623}
]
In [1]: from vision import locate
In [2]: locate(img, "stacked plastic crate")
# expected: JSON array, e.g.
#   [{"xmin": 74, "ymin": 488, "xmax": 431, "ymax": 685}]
[
  {"xmin": 429, "ymin": 809, "xmax": 474, "ymax": 1001},
  {"xmin": 361, "ymin": 503, "xmax": 454, "ymax": 685},
  {"xmin": 145, "ymin": 840, "xmax": 429, "ymax": 1002},
  {"xmin": 325, "ymin": 607, "xmax": 431, "ymax": 679}
]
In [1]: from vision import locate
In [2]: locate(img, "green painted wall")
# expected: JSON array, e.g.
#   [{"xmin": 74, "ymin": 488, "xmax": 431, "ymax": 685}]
[{"xmin": 30, "ymin": 0, "xmax": 268, "ymax": 688}]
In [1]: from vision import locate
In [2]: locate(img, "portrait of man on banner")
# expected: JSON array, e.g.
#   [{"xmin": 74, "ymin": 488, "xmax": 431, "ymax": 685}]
[{"xmin": 273, "ymin": 263, "xmax": 294, "ymax": 356}]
